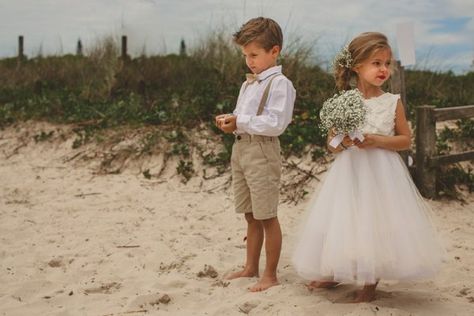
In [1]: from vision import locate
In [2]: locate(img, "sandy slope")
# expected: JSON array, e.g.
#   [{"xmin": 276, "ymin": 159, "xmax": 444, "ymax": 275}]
[{"xmin": 1, "ymin": 122, "xmax": 473, "ymax": 316}]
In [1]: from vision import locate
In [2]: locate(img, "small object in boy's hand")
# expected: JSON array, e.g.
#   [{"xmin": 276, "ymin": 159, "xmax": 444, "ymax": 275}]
[
  {"xmin": 222, "ymin": 114, "xmax": 232, "ymax": 122},
  {"xmin": 217, "ymin": 114, "xmax": 231, "ymax": 127}
]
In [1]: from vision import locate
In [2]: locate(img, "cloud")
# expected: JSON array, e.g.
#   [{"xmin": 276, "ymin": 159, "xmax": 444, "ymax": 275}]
[
  {"xmin": 430, "ymin": 17, "xmax": 471, "ymax": 33},
  {"xmin": 0, "ymin": 0, "xmax": 472, "ymax": 72}
]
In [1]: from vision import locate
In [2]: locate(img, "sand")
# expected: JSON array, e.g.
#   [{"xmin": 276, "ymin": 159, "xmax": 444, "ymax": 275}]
[{"xmin": 1, "ymin": 121, "xmax": 473, "ymax": 316}]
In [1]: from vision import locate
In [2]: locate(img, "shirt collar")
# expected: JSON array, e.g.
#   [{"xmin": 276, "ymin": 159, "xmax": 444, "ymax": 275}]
[{"xmin": 256, "ymin": 65, "xmax": 282, "ymax": 81}]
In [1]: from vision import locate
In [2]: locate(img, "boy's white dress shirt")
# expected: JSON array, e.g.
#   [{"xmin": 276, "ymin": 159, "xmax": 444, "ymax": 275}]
[{"xmin": 233, "ymin": 65, "xmax": 296, "ymax": 137}]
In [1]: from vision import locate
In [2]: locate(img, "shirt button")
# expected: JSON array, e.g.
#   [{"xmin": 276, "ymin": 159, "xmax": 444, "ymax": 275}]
[{"xmin": 237, "ymin": 135, "xmax": 242, "ymax": 140}]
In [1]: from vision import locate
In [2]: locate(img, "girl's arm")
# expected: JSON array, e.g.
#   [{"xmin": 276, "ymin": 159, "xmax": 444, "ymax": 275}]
[{"xmin": 356, "ymin": 100, "xmax": 411, "ymax": 151}]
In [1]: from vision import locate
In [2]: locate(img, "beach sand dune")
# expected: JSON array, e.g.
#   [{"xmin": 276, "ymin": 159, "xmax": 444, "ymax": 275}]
[{"xmin": 1, "ymin": 122, "xmax": 473, "ymax": 316}]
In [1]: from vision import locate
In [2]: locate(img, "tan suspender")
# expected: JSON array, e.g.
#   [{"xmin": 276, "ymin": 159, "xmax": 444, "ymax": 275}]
[{"xmin": 256, "ymin": 74, "xmax": 281, "ymax": 116}]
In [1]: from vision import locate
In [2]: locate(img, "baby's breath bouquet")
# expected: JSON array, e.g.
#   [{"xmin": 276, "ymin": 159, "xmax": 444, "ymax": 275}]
[{"xmin": 320, "ymin": 88, "xmax": 367, "ymax": 148}]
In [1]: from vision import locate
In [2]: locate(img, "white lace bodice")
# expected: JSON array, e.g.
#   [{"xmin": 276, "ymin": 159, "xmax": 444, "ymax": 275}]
[{"xmin": 360, "ymin": 93, "xmax": 400, "ymax": 136}]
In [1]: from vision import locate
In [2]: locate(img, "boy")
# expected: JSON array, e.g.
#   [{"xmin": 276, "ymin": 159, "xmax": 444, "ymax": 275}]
[{"xmin": 215, "ymin": 17, "xmax": 296, "ymax": 292}]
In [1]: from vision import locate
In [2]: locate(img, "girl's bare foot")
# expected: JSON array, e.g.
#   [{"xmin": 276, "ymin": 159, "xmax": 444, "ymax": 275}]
[
  {"xmin": 306, "ymin": 281, "xmax": 340, "ymax": 290},
  {"xmin": 352, "ymin": 284, "xmax": 377, "ymax": 303},
  {"xmin": 249, "ymin": 276, "xmax": 279, "ymax": 292},
  {"xmin": 225, "ymin": 268, "xmax": 258, "ymax": 280}
]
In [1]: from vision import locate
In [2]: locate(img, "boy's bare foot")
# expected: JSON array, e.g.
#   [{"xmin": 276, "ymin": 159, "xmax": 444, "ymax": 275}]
[
  {"xmin": 249, "ymin": 276, "xmax": 279, "ymax": 292},
  {"xmin": 306, "ymin": 281, "xmax": 340, "ymax": 290},
  {"xmin": 225, "ymin": 268, "xmax": 258, "ymax": 280}
]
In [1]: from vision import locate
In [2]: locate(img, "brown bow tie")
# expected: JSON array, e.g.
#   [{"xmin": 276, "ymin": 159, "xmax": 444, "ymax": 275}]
[{"xmin": 246, "ymin": 73, "xmax": 260, "ymax": 84}]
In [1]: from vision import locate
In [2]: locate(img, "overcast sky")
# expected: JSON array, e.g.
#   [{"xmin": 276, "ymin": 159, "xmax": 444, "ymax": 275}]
[{"xmin": 0, "ymin": 0, "xmax": 473, "ymax": 73}]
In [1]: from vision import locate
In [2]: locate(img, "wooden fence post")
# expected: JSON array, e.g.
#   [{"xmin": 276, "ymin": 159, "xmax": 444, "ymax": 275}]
[
  {"xmin": 180, "ymin": 38, "xmax": 187, "ymax": 56},
  {"xmin": 121, "ymin": 35, "xmax": 128, "ymax": 61},
  {"xmin": 416, "ymin": 105, "xmax": 437, "ymax": 198},
  {"xmin": 390, "ymin": 60, "xmax": 407, "ymax": 114},
  {"xmin": 18, "ymin": 35, "xmax": 24, "ymax": 61},
  {"xmin": 76, "ymin": 39, "xmax": 83, "ymax": 56},
  {"xmin": 391, "ymin": 60, "xmax": 411, "ymax": 168}
]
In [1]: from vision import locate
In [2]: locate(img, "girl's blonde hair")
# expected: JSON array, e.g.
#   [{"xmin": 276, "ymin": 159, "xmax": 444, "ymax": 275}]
[{"xmin": 334, "ymin": 32, "xmax": 392, "ymax": 91}]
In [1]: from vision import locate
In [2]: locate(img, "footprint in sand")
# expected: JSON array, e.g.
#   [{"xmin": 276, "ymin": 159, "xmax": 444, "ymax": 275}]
[
  {"xmin": 129, "ymin": 293, "xmax": 171, "ymax": 310},
  {"xmin": 458, "ymin": 287, "xmax": 470, "ymax": 296},
  {"xmin": 48, "ymin": 258, "xmax": 64, "ymax": 268},
  {"xmin": 159, "ymin": 254, "xmax": 196, "ymax": 274},
  {"xmin": 238, "ymin": 300, "xmax": 260, "ymax": 314},
  {"xmin": 212, "ymin": 280, "xmax": 230, "ymax": 288},
  {"xmin": 159, "ymin": 261, "xmax": 184, "ymax": 272},
  {"xmin": 83, "ymin": 282, "xmax": 121, "ymax": 294},
  {"xmin": 46, "ymin": 257, "xmax": 74, "ymax": 272},
  {"xmin": 197, "ymin": 264, "xmax": 218, "ymax": 278}
]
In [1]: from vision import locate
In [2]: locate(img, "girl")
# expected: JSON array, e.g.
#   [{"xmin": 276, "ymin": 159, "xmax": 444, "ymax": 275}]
[{"xmin": 292, "ymin": 32, "xmax": 444, "ymax": 303}]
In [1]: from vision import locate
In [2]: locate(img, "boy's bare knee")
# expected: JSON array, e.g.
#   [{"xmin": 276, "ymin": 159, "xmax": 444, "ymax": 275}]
[
  {"xmin": 261, "ymin": 216, "xmax": 278, "ymax": 227},
  {"xmin": 244, "ymin": 212, "xmax": 257, "ymax": 223}
]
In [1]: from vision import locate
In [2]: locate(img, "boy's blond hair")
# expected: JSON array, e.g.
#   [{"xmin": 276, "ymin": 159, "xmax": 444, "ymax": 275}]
[{"xmin": 233, "ymin": 17, "xmax": 283, "ymax": 51}]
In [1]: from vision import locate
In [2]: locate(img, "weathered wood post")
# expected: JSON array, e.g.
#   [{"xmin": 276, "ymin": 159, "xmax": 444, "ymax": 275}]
[
  {"xmin": 18, "ymin": 35, "xmax": 24, "ymax": 61},
  {"xmin": 390, "ymin": 60, "xmax": 407, "ymax": 111},
  {"xmin": 391, "ymin": 60, "xmax": 411, "ymax": 168},
  {"xmin": 121, "ymin": 35, "xmax": 128, "ymax": 61},
  {"xmin": 180, "ymin": 38, "xmax": 187, "ymax": 56},
  {"xmin": 76, "ymin": 39, "xmax": 83, "ymax": 56},
  {"xmin": 415, "ymin": 105, "xmax": 437, "ymax": 198}
]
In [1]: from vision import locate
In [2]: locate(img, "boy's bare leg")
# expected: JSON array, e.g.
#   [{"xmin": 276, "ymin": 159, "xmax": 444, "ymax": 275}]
[
  {"xmin": 225, "ymin": 213, "xmax": 263, "ymax": 280},
  {"xmin": 249, "ymin": 217, "xmax": 281, "ymax": 292}
]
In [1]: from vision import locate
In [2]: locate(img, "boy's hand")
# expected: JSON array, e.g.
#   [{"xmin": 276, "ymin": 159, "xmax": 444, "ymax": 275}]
[
  {"xmin": 215, "ymin": 114, "xmax": 227, "ymax": 129},
  {"xmin": 221, "ymin": 115, "xmax": 237, "ymax": 133}
]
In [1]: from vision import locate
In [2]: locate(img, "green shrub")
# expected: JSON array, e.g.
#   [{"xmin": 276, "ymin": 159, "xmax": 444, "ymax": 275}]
[{"xmin": 0, "ymin": 33, "xmax": 472, "ymax": 197}]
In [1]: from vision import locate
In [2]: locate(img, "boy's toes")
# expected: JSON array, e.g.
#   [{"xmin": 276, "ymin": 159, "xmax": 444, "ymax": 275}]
[{"xmin": 248, "ymin": 277, "xmax": 279, "ymax": 292}]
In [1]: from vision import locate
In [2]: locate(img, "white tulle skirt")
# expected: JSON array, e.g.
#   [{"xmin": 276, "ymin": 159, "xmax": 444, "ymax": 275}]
[{"xmin": 292, "ymin": 147, "xmax": 444, "ymax": 284}]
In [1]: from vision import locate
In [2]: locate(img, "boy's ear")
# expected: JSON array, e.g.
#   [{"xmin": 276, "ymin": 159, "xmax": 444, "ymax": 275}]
[{"xmin": 271, "ymin": 45, "xmax": 281, "ymax": 56}]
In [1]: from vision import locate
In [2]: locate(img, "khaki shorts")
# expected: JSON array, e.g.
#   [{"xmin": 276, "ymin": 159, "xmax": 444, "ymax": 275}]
[{"xmin": 231, "ymin": 134, "xmax": 281, "ymax": 220}]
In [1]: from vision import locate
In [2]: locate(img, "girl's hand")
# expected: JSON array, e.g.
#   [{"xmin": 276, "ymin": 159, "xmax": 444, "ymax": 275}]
[
  {"xmin": 355, "ymin": 134, "xmax": 379, "ymax": 149},
  {"xmin": 328, "ymin": 133, "xmax": 353, "ymax": 152},
  {"xmin": 341, "ymin": 135, "xmax": 353, "ymax": 148}
]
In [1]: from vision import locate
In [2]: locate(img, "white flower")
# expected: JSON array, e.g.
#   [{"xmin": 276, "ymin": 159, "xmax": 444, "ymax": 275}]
[
  {"xmin": 333, "ymin": 45, "xmax": 353, "ymax": 69},
  {"xmin": 319, "ymin": 89, "xmax": 366, "ymax": 135}
]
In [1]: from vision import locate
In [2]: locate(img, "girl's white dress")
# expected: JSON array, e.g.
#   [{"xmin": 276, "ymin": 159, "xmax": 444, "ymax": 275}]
[{"xmin": 292, "ymin": 93, "xmax": 444, "ymax": 284}]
